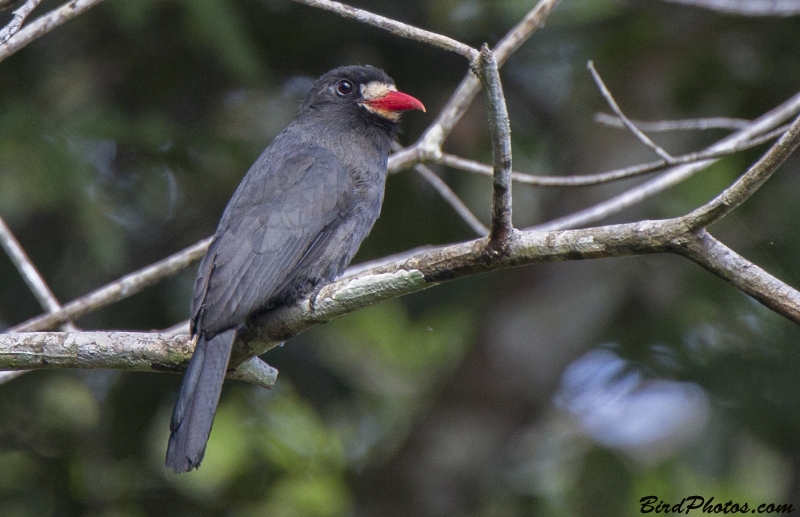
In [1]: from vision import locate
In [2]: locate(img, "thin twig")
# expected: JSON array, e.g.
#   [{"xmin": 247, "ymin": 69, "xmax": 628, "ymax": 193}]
[
  {"xmin": 594, "ymin": 113, "xmax": 752, "ymax": 132},
  {"xmin": 474, "ymin": 46, "xmax": 514, "ymax": 244},
  {"xmin": 0, "ymin": 216, "xmax": 65, "ymax": 317},
  {"xmin": 530, "ymin": 89, "xmax": 800, "ymax": 231},
  {"xmin": 0, "ymin": 216, "xmax": 77, "ymax": 332},
  {"xmin": 417, "ymin": 0, "xmax": 562, "ymax": 152},
  {"xmin": 438, "ymin": 124, "xmax": 789, "ymax": 187},
  {"xmin": 494, "ymin": 0, "xmax": 563, "ymax": 64},
  {"xmin": 414, "ymin": 164, "xmax": 488, "ymax": 236},
  {"xmin": 674, "ymin": 230, "xmax": 800, "ymax": 322},
  {"xmin": 588, "ymin": 61, "xmax": 675, "ymax": 163},
  {"xmin": 11, "ymin": 238, "xmax": 211, "ymax": 332},
  {"xmin": 289, "ymin": 0, "xmax": 478, "ymax": 60},
  {"xmin": 0, "ymin": 0, "xmax": 107, "ymax": 64},
  {"xmin": 684, "ymin": 112, "xmax": 800, "ymax": 229},
  {"xmin": 0, "ymin": 0, "xmax": 42, "ymax": 43},
  {"xmin": 390, "ymin": 139, "xmax": 489, "ymax": 236}
]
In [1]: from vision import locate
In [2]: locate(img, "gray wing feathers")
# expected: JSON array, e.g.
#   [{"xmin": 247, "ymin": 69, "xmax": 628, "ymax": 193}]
[{"xmin": 191, "ymin": 145, "xmax": 352, "ymax": 335}]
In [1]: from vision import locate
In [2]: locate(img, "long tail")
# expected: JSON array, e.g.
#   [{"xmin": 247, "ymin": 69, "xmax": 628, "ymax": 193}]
[{"xmin": 165, "ymin": 328, "xmax": 236, "ymax": 473}]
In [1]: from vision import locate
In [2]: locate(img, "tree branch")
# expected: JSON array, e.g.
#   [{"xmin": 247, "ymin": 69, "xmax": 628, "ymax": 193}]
[
  {"xmin": 232, "ymin": 221, "xmax": 676, "ymax": 364},
  {"xmin": 415, "ymin": 0, "xmax": 562, "ymax": 153},
  {"xmin": 588, "ymin": 61, "xmax": 675, "ymax": 163},
  {"xmin": 5, "ymin": 214, "xmax": 799, "ymax": 377},
  {"xmin": 289, "ymin": 0, "xmax": 478, "ymax": 60},
  {"xmin": 4, "ymin": 0, "xmax": 800, "ymax": 401},
  {"xmin": 473, "ymin": 46, "xmax": 514, "ymax": 245},
  {"xmin": 0, "ymin": 0, "xmax": 107, "ymax": 64},
  {"xmin": 0, "ymin": 371, "xmax": 27, "ymax": 384},
  {"xmin": 413, "ymin": 163, "xmax": 488, "ymax": 236},
  {"xmin": 594, "ymin": 113, "xmax": 752, "ymax": 132},
  {"xmin": 0, "ymin": 215, "xmax": 74, "ymax": 329},
  {"xmin": 673, "ymin": 230, "xmax": 800, "ymax": 322},
  {"xmin": 437, "ymin": 124, "xmax": 788, "ymax": 187},
  {"xmin": 684, "ymin": 112, "xmax": 800, "ymax": 229},
  {"xmin": 0, "ymin": 331, "xmax": 277, "ymax": 388},
  {"xmin": 531, "ymin": 89, "xmax": 800, "ymax": 231},
  {"xmin": 0, "ymin": 0, "xmax": 42, "ymax": 43},
  {"xmin": 11, "ymin": 238, "xmax": 211, "ymax": 332}
]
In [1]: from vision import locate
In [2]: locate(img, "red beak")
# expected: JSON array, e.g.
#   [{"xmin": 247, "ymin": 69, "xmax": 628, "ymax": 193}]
[{"xmin": 363, "ymin": 90, "xmax": 426, "ymax": 113}]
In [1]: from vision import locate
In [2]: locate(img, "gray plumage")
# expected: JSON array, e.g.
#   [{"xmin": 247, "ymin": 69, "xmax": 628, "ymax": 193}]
[{"xmin": 166, "ymin": 65, "xmax": 423, "ymax": 473}]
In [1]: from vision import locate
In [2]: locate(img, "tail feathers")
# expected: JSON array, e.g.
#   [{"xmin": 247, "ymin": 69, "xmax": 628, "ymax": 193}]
[{"xmin": 166, "ymin": 329, "xmax": 236, "ymax": 473}]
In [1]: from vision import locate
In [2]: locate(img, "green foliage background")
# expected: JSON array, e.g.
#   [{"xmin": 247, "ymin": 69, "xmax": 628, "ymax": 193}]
[{"xmin": 2, "ymin": 0, "xmax": 800, "ymax": 515}]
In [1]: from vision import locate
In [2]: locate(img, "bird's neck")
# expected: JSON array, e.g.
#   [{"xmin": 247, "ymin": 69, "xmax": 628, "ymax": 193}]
[{"xmin": 290, "ymin": 117, "xmax": 394, "ymax": 171}]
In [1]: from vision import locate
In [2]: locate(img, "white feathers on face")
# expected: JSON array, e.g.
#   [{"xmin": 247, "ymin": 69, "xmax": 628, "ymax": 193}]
[
  {"xmin": 360, "ymin": 81, "xmax": 397, "ymax": 100},
  {"xmin": 358, "ymin": 81, "xmax": 400, "ymax": 121}
]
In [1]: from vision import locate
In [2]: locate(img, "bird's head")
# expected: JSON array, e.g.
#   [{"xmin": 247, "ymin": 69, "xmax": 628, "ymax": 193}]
[{"xmin": 301, "ymin": 65, "xmax": 425, "ymax": 128}]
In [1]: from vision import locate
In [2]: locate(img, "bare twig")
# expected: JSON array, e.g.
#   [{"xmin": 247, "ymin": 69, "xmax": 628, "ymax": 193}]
[
  {"xmin": 674, "ymin": 230, "xmax": 800, "ymax": 322},
  {"xmin": 661, "ymin": 0, "xmax": 800, "ymax": 16},
  {"xmin": 494, "ymin": 0, "xmax": 563, "ymax": 64},
  {"xmin": 438, "ymin": 124, "xmax": 789, "ymax": 187},
  {"xmin": 684, "ymin": 112, "xmax": 800, "ymax": 229},
  {"xmin": 390, "ymin": 141, "xmax": 487, "ymax": 235},
  {"xmin": 0, "ymin": 216, "xmax": 72, "ymax": 324},
  {"xmin": 0, "ymin": 215, "xmax": 75, "ymax": 385},
  {"xmin": 414, "ymin": 164, "xmax": 488, "ymax": 236},
  {"xmin": 0, "ymin": 0, "xmax": 107, "ymax": 63},
  {"xmin": 417, "ymin": 0, "xmax": 562, "ymax": 152},
  {"xmin": 11, "ymin": 238, "xmax": 211, "ymax": 332},
  {"xmin": 0, "ymin": 0, "xmax": 42, "ymax": 43},
  {"xmin": 594, "ymin": 113, "xmax": 751, "ymax": 132},
  {"xmin": 289, "ymin": 0, "xmax": 478, "ymax": 60},
  {"xmin": 531, "ymin": 89, "xmax": 800, "ymax": 231},
  {"xmin": 474, "ymin": 46, "xmax": 514, "ymax": 244},
  {"xmin": 588, "ymin": 61, "xmax": 675, "ymax": 163}
]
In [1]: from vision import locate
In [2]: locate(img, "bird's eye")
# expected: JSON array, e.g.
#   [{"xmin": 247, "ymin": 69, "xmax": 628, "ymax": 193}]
[{"xmin": 336, "ymin": 80, "xmax": 354, "ymax": 96}]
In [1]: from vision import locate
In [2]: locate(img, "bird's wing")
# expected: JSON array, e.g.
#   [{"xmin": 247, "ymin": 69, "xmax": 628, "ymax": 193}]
[{"xmin": 191, "ymin": 145, "xmax": 352, "ymax": 335}]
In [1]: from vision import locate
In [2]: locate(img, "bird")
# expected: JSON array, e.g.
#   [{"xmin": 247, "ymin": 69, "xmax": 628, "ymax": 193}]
[{"xmin": 166, "ymin": 65, "xmax": 425, "ymax": 473}]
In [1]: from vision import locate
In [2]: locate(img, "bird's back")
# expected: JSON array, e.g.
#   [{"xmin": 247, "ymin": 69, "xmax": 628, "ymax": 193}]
[{"xmin": 191, "ymin": 121, "xmax": 390, "ymax": 337}]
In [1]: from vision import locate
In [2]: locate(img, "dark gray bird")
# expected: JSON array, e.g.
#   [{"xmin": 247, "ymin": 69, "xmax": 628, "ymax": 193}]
[{"xmin": 166, "ymin": 65, "xmax": 425, "ymax": 473}]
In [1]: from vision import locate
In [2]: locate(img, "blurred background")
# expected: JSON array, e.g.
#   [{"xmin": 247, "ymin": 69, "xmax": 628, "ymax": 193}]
[{"xmin": 2, "ymin": 0, "xmax": 800, "ymax": 515}]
